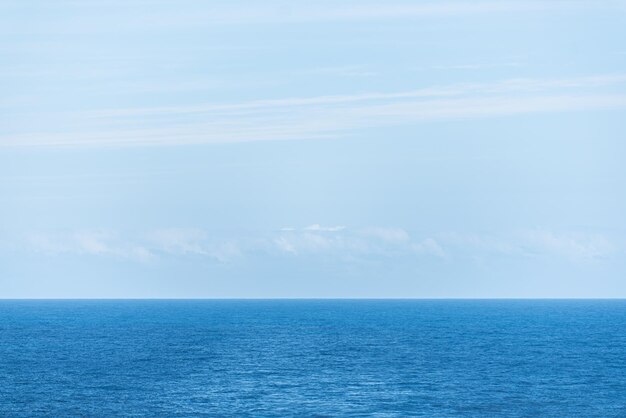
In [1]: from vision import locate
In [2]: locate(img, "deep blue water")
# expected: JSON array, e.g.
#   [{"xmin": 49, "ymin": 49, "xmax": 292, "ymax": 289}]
[{"xmin": 1, "ymin": 300, "xmax": 626, "ymax": 416}]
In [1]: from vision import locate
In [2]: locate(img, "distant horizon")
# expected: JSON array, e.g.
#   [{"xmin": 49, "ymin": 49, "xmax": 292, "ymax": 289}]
[{"xmin": 3, "ymin": 297, "xmax": 626, "ymax": 301}]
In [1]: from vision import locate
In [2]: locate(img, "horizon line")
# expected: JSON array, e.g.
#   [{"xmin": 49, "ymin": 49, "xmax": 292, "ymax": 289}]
[{"xmin": 2, "ymin": 297, "xmax": 625, "ymax": 301}]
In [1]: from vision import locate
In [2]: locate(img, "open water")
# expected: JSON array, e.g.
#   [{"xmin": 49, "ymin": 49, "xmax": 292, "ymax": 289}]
[{"xmin": 1, "ymin": 300, "xmax": 626, "ymax": 416}]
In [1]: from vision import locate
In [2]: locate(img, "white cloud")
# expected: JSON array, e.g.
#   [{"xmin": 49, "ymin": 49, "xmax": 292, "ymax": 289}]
[
  {"xmin": 273, "ymin": 226, "xmax": 413, "ymax": 256},
  {"xmin": 425, "ymin": 62, "xmax": 522, "ymax": 71},
  {"xmin": 209, "ymin": 241, "xmax": 241, "ymax": 263},
  {"xmin": 3, "ymin": 74, "xmax": 626, "ymax": 148},
  {"xmin": 18, "ymin": 227, "xmax": 620, "ymax": 264},
  {"xmin": 149, "ymin": 228, "xmax": 208, "ymax": 255},
  {"xmin": 300, "ymin": 233, "xmax": 335, "ymax": 251},
  {"xmin": 274, "ymin": 236, "xmax": 297, "ymax": 254},
  {"xmin": 26, "ymin": 233, "xmax": 71, "ymax": 255},
  {"xmin": 522, "ymin": 230, "xmax": 615, "ymax": 260},
  {"xmin": 412, "ymin": 238, "xmax": 446, "ymax": 258},
  {"xmin": 302, "ymin": 66, "xmax": 377, "ymax": 77},
  {"xmin": 303, "ymin": 224, "xmax": 346, "ymax": 232},
  {"xmin": 148, "ymin": 228, "xmax": 243, "ymax": 262},
  {"xmin": 27, "ymin": 230, "xmax": 116, "ymax": 256},
  {"xmin": 25, "ymin": 230, "xmax": 156, "ymax": 262},
  {"xmin": 74, "ymin": 231, "xmax": 111, "ymax": 255},
  {"xmin": 3, "ymin": 1, "xmax": 619, "ymax": 35},
  {"xmin": 432, "ymin": 230, "xmax": 617, "ymax": 262},
  {"xmin": 361, "ymin": 227, "xmax": 410, "ymax": 243},
  {"xmin": 274, "ymin": 232, "xmax": 345, "ymax": 254},
  {"xmin": 77, "ymin": 74, "xmax": 626, "ymax": 119},
  {"xmin": 128, "ymin": 245, "xmax": 156, "ymax": 263},
  {"xmin": 438, "ymin": 232, "xmax": 523, "ymax": 257}
]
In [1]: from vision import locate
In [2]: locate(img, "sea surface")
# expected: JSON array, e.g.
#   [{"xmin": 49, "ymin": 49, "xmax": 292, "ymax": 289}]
[{"xmin": 1, "ymin": 300, "xmax": 626, "ymax": 417}]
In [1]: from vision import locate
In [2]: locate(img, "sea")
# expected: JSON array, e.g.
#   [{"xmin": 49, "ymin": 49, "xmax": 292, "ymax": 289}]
[{"xmin": 1, "ymin": 300, "xmax": 625, "ymax": 417}]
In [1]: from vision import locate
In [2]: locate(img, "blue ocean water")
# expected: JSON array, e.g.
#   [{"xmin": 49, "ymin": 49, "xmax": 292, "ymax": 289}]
[{"xmin": 1, "ymin": 300, "xmax": 626, "ymax": 416}]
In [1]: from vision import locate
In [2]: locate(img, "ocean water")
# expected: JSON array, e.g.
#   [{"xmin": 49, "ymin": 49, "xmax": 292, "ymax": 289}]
[{"xmin": 1, "ymin": 300, "xmax": 626, "ymax": 417}]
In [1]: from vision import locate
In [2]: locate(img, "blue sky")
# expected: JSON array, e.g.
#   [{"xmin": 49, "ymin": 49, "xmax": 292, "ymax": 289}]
[{"xmin": 1, "ymin": 0, "xmax": 626, "ymax": 298}]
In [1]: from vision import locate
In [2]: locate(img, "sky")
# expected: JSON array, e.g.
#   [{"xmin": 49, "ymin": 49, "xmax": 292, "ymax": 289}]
[{"xmin": 1, "ymin": 0, "xmax": 626, "ymax": 298}]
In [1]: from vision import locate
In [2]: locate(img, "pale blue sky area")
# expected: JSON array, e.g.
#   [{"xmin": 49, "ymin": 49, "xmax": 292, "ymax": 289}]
[{"xmin": 1, "ymin": 1, "xmax": 626, "ymax": 297}]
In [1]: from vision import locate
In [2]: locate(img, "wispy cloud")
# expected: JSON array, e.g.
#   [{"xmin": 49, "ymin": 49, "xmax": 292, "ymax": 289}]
[
  {"xmin": 301, "ymin": 66, "xmax": 378, "ymax": 77},
  {"xmin": 522, "ymin": 229, "xmax": 615, "ymax": 260},
  {"xmin": 149, "ymin": 228, "xmax": 242, "ymax": 262},
  {"xmin": 149, "ymin": 228, "xmax": 209, "ymax": 256},
  {"xmin": 422, "ymin": 61, "xmax": 523, "ymax": 71},
  {"xmin": 412, "ymin": 238, "xmax": 447, "ymax": 258},
  {"xmin": 26, "ymin": 230, "xmax": 155, "ymax": 262},
  {"xmin": 77, "ymin": 74, "xmax": 626, "ymax": 118},
  {"xmin": 16, "ymin": 227, "xmax": 619, "ymax": 264},
  {"xmin": 303, "ymin": 224, "xmax": 346, "ymax": 232},
  {"xmin": 439, "ymin": 229, "xmax": 617, "ymax": 261},
  {"xmin": 361, "ymin": 227, "xmax": 410, "ymax": 243},
  {"xmin": 3, "ymin": 1, "xmax": 620, "ymax": 35},
  {"xmin": 3, "ymin": 74, "xmax": 626, "ymax": 148}
]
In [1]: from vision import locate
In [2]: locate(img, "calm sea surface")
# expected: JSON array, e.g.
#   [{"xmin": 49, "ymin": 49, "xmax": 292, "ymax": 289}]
[{"xmin": 1, "ymin": 300, "xmax": 626, "ymax": 416}]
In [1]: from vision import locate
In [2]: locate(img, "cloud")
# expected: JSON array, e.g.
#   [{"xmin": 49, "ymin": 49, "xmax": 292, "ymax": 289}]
[
  {"xmin": 149, "ymin": 228, "xmax": 242, "ymax": 262},
  {"xmin": 301, "ymin": 66, "xmax": 377, "ymax": 77},
  {"xmin": 438, "ymin": 232, "xmax": 523, "ymax": 257},
  {"xmin": 73, "ymin": 231, "xmax": 112, "ymax": 255},
  {"xmin": 274, "ymin": 237, "xmax": 297, "ymax": 254},
  {"xmin": 303, "ymin": 224, "xmax": 346, "ymax": 232},
  {"xmin": 149, "ymin": 228, "xmax": 208, "ymax": 255},
  {"xmin": 412, "ymin": 238, "xmax": 446, "ymax": 258},
  {"xmin": 3, "ymin": 74, "xmax": 626, "ymax": 147},
  {"xmin": 423, "ymin": 62, "xmax": 523, "ymax": 71},
  {"xmin": 361, "ymin": 227, "xmax": 410, "ymax": 243},
  {"xmin": 522, "ymin": 229, "xmax": 615, "ymax": 260},
  {"xmin": 433, "ymin": 230, "xmax": 617, "ymax": 262},
  {"xmin": 2, "ymin": 1, "xmax": 621, "ymax": 35},
  {"xmin": 273, "ymin": 226, "xmax": 413, "ymax": 256},
  {"xmin": 273, "ymin": 232, "xmax": 346, "ymax": 254},
  {"xmin": 210, "ymin": 241, "xmax": 241, "ymax": 263},
  {"xmin": 25, "ymin": 230, "xmax": 156, "ymax": 262},
  {"xmin": 27, "ymin": 230, "xmax": 116, "ymax": 256},
  {"xmin": 127, "ymin": 246, "xmax": 156, "ymax": 263},
  {"xmin": 17, "ymin": 227, "xmax": 620, "ymax": 264},
  {"xmin": 75, "ymin": 74, "xmax": 626, "ymax": 119},
  {"xmin": 26, "ymin": 233, "xmax": 72, "ymax": 255}
]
